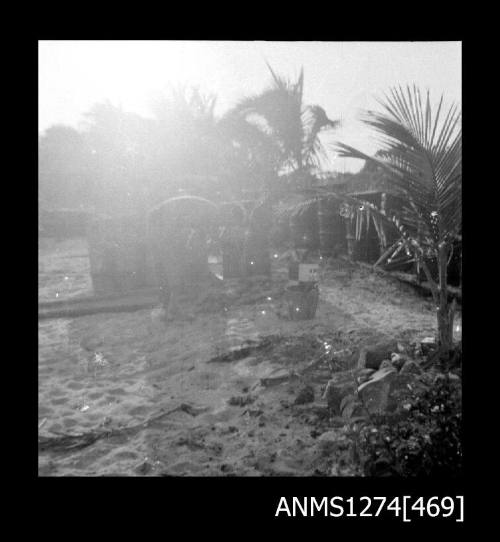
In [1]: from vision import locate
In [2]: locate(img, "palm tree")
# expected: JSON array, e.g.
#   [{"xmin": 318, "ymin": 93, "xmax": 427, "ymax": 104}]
[
  {"xmin": 222, "ymin": 64, "xmax": 340, "ymax": 192},
  {"xmin": 333, "ymin": 85, "xmax": 461, "ymax": 355}
]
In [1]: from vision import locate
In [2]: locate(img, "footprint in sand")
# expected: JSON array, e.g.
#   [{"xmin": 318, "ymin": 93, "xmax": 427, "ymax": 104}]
[
  {"xmin": 112, "ymin": 450, "xmax": 140, "ymax": 461},
  {"xmin": 128, "ymin": 405, "xmax": 151, "ymax": 417},
  {"xmin": 165, "ymin": 461, "xmax": 204, "ymax": 475},
  {"xmin": 46, "ymin": 423, "xmax": 63, "ymax": 433},
  {"xmin": 97, "ymin": 398, "xmax": 114, "ymax": 407},
  {"xmin": 51, "ymin": 397, "xmax": 69, "ymax": 405},
  {"xmin": 63, "ymin": 417, "xmax": 78, "ymax": 428},
  {"xmin": 50, "ymin": 388, "xmax": 66, "ymax": 397},
  {"xmin": 38, "ymin": 405, "xmax": 53, "ymax": 417},
  {"xmin": 108, "ymin": 387, "xmax": 127, "ymax": 396},
  {"xmin": 66, "ymin": 381, "xmax": 85, "ymax": 391}
]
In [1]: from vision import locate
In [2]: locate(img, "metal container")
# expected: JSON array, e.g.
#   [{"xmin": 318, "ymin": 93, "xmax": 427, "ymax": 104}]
[
  {"xmin": 87, "ymin": 214, "xmax": 156, "ymax": 296},
  {"xmin": 284, "ymin": 283, "xmax": 319, "ymax": 320}
]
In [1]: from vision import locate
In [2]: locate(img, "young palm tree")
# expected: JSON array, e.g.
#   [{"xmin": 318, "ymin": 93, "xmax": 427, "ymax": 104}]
[
  {"xmin": 334, "ymin": 85, "xmax": 462, "ymax": 354},
  {"xmin": 223, "ymin": 64, "xmax": 340, "ymax": 190}
]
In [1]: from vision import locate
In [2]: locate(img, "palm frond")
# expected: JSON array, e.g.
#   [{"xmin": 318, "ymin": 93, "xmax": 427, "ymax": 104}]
[
  {"xmin": 225, "ymin": 64, "xmax": 339, "ymax": 179},
  {"xmin": 334, "ymin": 85, "xmax": 461, "ymax": 248}
]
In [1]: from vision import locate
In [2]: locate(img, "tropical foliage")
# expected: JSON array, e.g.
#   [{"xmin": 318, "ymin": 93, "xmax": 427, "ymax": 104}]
[
  {"xmin": 333, "ymin": 85, "xmax": 462, "ymax": 353},
  {"xmin": 222, "ymin": 64, "xmax": 340, "ymax": 191}
]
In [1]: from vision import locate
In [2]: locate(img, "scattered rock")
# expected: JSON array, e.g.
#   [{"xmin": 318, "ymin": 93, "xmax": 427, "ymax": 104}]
[
  {"xmin": 356, "ymin": 368, "xmax": 375, "ymax": 384},
  {"xmin": 227, "ymin": 394, "xmax": 255, "ymax": 407},
  {"xmin": 322, "ymin": 371, "xmax": 357, "ymax": 414},
  {"xmin": 294, "ymin": 385, "xmax": 315, "ymax": 405},
  {"xmin": 215, "ymin": 424, "xmax": 239, "ymax": 435},
  {"xmin": 420, "ymin": 337, "xmax": 436, "ymax": 355},
  {"xmin": 318, "ymin": 430, "xmax": 339, "ymax": 443},
  {"xmin": 400, "ymin": 359, "xmax": 423, "ymax": 375},
  {"xmin": 414, "ymin": 344, "xmax": 423, "ymax": 358},
  {"xmin": 390, "ymin": 353, "xmax": 408, "ymax": 370},
  {"xmin": 357, "ymin": 366, "xmax": 397, "ymax": 415},
  {"xmin": 260, "ymin": 368, "xmax": 291, "ymax": 387},
  {"xmin": 357, "ymin": 340, "xmax": 399, "ymax": 370},
  {"xmin": 135, "ymin": 461, "xmax": 153, "ymax": 476},
  {"xmin": 340, "ymin": 393, "xmax": 363, "ymax": 419},
  {"xmin": 254, "ymin": 451, "xmax": 276, "ymax": 471},
  {"xmin": 379, "ymin": 359, "xmax": 394, "ymax": 370},
  {"xmin": 245, "ymin": 408, "xmax": 263, "ymax": 417}
]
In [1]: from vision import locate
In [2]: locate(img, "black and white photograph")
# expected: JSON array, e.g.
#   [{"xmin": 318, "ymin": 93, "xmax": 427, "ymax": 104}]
[{"xmin": 38, "ymin": 40, "xmax": 462, "ymax": 483}]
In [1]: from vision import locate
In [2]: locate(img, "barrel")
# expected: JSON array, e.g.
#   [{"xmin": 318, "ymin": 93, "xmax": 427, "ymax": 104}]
[
  {"xmin": 87, "ymin": 214, "xmax": 156, "ymax": 296},
  {"xmin": 284, "ymin": 283, "xmax": 319, "ymax": 320}
]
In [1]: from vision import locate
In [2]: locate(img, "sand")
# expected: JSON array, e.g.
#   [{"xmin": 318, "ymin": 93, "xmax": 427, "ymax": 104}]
[{"xmin": 38, "ymin": 240, "xmax": 460, "ymax": 476}]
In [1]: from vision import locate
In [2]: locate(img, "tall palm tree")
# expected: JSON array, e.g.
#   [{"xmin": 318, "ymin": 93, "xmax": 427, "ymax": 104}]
[
  {"xmin": 334, "ymin": 85, "xmax": 462, "ymax": 354},
  {"xmin": 148, "ymin": 86, "xmax": 227, "ymax": 199},
  {"xmin": 223, "ymin": 64, "xmax": 340, "ymax": 191}
]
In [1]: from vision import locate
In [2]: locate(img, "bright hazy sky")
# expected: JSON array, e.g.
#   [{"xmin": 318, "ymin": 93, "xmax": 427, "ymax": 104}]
[{"xmin": 39, "ymin": 40, "xmax": 461, "ymax": 172}]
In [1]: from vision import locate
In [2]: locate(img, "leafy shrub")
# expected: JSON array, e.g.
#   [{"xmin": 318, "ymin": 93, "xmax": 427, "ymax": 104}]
[{"xmin": 349, "ymin": 373, "xmax": 462, "ymax": 477}]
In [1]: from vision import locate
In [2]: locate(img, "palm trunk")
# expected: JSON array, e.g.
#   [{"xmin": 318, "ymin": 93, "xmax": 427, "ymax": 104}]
[
  {"xmin": 417, "ymin": 244, "xmax": 455, "ymax": 357},
  {"xmin": 436, "ymin": 244, "xmax": 455, "ymax": 354}
]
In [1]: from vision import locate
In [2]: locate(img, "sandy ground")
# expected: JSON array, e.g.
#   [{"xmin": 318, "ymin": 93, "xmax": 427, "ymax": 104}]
[
  {"xmin": 38, "ymin": 240, "xmax": 460, "ymax": 476},
  {"xmin": 39, "ymin": 238, "xmax": 93, "ymax": 302}
]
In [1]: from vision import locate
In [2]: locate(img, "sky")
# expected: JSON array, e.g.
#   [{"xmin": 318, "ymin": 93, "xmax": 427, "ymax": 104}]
[{"xmin": 39, "ymin": 40, "xmax": 461, "ymax": 172}]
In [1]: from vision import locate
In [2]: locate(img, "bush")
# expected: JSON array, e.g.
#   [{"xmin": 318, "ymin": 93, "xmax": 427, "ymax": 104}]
[{"xmin": 350, "ymin": 372, "xmax": 462, "ymax": 477}]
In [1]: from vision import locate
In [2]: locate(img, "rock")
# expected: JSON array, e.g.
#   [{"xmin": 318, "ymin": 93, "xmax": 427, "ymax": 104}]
[
  {"xmin": 357, "ymin": 340, "xmax": 399, "ymax": 370},
  {"xmin": 340, "ymin": 393, "xmax": 364, "ymax": 419},
  {"xmin": 294, "ymin": 385, "xmax": 315, "ymax": 405},
  {"xmin": 420, "ymin": 337, "xmax": 436, "ymax": 355},
  {"xmin": 227, "ymin": 394, "xmax": 255, "ymax": 407},
  {"xmin": 220, "ymin": 463, "xmax": 233, "ymax": 474},
  {"xmin": 413, "ymin": 344, "xmax": 423, "ymax": 358},
  {"xmin": 322, "ymin": 371, "xmax": 357, "ymax": 414},
  {"xmin": 379, "ymin": 359, "xmax": 394, "ymax": 370},
  {"xmin": 357, "ymin": 366, "xmax": 397, "ymax": 414},
  {"xmin": 318, "ymin": 430, "xmax": 339, "ymax": 443},
  {"xmin": 135, "ymin": 461, "xmax": 153, "ymax": 475},
  {"xmin": 356, "ymin": 368, "xmax": 376, "ymax": 384},
  {"xmin": 260, "ymin": 368, "xmax": 291, "ymax": 387},
  {"xmin": 399, "ymin": 359, "xmax": 423, "ymax": 375},
  {"xmin": 390, "ymin": 353, "xmax": 408, "ymax": 370}
]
